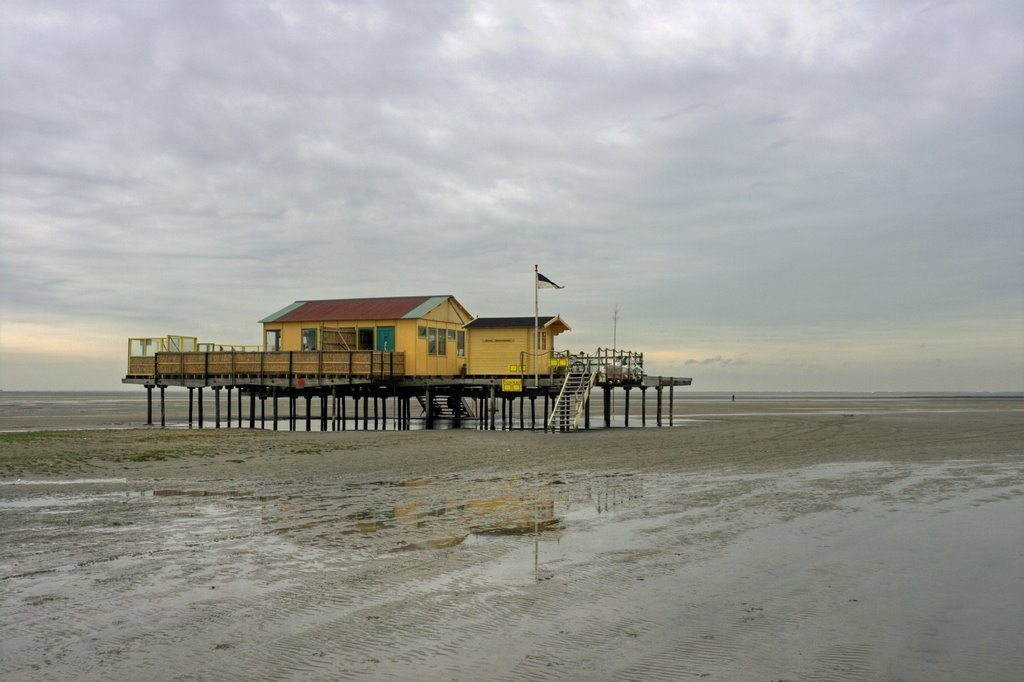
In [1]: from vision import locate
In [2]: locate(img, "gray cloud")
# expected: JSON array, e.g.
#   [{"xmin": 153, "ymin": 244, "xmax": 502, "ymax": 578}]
[{"xmin": 1, "ymin": 0, "xmax": 1022, "ymax": 390}]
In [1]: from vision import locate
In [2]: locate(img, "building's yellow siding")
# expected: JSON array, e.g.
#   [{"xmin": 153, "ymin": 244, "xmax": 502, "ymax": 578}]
[
  {"xmin": 260, "ymin": 298, "xmax": 570, "ymax": 378},
  {"xmin": 466, "ymin": 327, "xmax": 546, "ymax": 375},
  {"xmin": 409, "ymin": 319, "xmax": 467, "ymax": 376},
  {"xmin": 261, "ymin": 297, "xmax": 473, "ymax": 377}
]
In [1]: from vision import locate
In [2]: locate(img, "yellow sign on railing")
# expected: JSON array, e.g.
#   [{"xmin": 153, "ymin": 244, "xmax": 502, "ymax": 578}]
[
  {"xmin": 502, "ymin": 378, "xmax": 523, "ymax": 392},
  {"xmin": 548, "ymin": 357, "xmax": 568, "ymax": 367}
]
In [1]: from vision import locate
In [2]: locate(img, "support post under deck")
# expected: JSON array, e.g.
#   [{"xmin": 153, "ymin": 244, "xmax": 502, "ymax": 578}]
[
  {"xmin": 603, "ymin": 385, "xmax": 612, "ymax": 428},
  {"xmin": 669, "ymin": 383, "xmax": 674, "ymax": 427},
  {"xmin": 425, "ymin": 386, "xmax": 433, "ymax": 430},
  {"xmin": 656, "ymin": 382, "xmax": 663, "ymax": 427}
]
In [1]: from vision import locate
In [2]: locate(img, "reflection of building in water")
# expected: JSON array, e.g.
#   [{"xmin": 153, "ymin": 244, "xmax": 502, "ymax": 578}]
[
  {"xmin": 393, "ymin": 495, "xmax": 558, "ymax": 536},
  {"xmin": 262, "ymin": 481, "xmax": 560, "ymax": 552}
]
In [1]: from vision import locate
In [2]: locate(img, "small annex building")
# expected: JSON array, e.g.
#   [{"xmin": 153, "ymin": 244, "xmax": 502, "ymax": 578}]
[
  {"xmin": 464, "ymin": 316, "xmax": 571, "ymax": 376},
  {"xmin": 260, "ymin": 296, "xmax": 473, "ymax": 377}
]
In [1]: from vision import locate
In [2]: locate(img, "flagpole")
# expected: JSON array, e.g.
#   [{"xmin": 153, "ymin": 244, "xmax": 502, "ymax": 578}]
[{"xmin": 534, "ymin": 264, "xmax": 539, "ymax": 387}]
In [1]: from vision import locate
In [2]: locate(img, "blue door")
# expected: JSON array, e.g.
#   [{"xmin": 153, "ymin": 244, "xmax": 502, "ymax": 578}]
[{"xmin": 376, "ymin": 326, "xmax": 396, "ymax": 352}]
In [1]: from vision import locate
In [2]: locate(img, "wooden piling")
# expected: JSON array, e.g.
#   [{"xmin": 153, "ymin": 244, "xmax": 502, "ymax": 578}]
[
  {"xmin": 603, "ymin": 385, "xmax": 612, "ymax": 428},
  {"xmin": 489, "ymin": 386, "xmax": 496, "ymax": 430},
  {"xmin": 425, "ymin": 386, "xmax": 433, "ymax": 430},
  {"xmin": 656, "ymin": 383, "xmax": 663, "ymax": 427}
]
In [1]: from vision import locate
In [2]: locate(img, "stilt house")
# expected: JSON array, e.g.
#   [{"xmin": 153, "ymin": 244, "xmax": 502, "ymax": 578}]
[
  {"xmin": 257, "ymin": 296, "xmax": 570, "ymax": 377},
  {"xmin": 259, "ymin": 296, "xmax": 473, "ymax": 376}
]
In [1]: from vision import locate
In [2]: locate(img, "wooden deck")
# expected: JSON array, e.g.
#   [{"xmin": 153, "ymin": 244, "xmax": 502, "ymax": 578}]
[
  {"xmin": 127, "ymin": 350, "xmax": 406, "ymax": 385},
  {"xmin": 123, "ymin": 349, "xmax": 691, "ymax": 432}
]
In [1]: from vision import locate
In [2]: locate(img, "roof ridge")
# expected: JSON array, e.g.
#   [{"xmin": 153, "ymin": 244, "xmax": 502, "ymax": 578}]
[{"xmin": 300, "ymin": 294, "xmax": 444, "ymax": 302}]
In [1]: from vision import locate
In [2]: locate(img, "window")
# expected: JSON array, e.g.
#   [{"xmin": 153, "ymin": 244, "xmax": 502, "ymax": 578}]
[
  {"xmin": 457, "ymin": 331, "xmax": 465, "ymax": 357},
  {"xmin": 357, "ymin": 328, "xmax": 374, "ymax": 350},
  {"xmin": 418, "ymin": 325, "xmax": 427, "ymax": 338},
  {"xmin": 427, "ymin": 327, "xmax": 437, "ymax": 355},
  {"xmin": 537, "ymin": 331, "xmax": 547, "ymax": 350},
  {"xmin": 438, "ymin": 329, "xmax": 447, "ymax": 355},
  {"xmin": 301, "ymin": 328, "xmax": 318, "ymax": 351},
  {"xmin": 265, "ymin": 329, "xmax": 281, "ymax": 352}
]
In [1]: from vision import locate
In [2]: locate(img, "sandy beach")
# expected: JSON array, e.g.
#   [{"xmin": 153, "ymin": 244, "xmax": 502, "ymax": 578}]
[{"xmin": 1, "ymin": 395, "xmax": 1022, "ymax": 680}]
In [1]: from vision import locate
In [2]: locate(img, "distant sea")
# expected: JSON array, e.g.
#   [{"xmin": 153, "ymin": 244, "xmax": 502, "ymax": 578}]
[{"xmin": 1, "ymin": 389, "xmax": 1020, "ymax": 433}]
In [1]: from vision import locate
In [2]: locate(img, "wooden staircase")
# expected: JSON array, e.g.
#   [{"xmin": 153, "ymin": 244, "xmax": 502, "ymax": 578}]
[
  {"xmin": 547, "ymin": 367, "xmax": 597, "ymax": 432},
  {"xmin": 417, "ymin": 394, "xmax": 474, "ymax": 420}
]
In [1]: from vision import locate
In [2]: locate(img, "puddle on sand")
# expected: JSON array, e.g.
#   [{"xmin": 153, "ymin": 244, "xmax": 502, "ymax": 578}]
[{"xmin": 5, "ymin": 461, "xmax": 1023, "ymax": 681}]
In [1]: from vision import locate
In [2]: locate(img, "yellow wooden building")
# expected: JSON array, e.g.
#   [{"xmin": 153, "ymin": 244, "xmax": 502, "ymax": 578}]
[
  {"xmin": 463, "ymin": 316, "xmax": 571, "ymax": 375},
  {"xmin": 256, "ymin": 297, "xmax": 571, "ymax": 378},
  {"xmin": 124, "ymin": 293, "xmax": 693, "ymax": 432},
  {"xmin": 259, "ymin": 295, "xmax": 474, "ymax": 376}
]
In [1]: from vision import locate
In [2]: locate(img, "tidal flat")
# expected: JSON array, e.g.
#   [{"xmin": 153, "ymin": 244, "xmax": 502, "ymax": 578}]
[{"xmin": 1, "ymin": 397, "xmax": 1022, "ymax": 680}]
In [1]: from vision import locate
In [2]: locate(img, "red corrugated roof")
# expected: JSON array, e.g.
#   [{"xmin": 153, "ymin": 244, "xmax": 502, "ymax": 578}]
[{"xmin": 271, "ymin": 296, "xmax": 436, "ymax": 322}]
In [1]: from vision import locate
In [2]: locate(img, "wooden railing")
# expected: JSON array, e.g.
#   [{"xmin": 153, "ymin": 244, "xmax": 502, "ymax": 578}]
[
  {"xmin": 127, "ymin": 351, "xmax": 406, "ymax": 382},
  {"xmin": 572, "ymin": 348, "xmax": 645, "ymax": 382}
]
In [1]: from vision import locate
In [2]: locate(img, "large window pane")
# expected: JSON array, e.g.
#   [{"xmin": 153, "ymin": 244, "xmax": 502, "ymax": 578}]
[{"xmin": 301, "ymin": 328, "xmax": 317, "ymax": 351}]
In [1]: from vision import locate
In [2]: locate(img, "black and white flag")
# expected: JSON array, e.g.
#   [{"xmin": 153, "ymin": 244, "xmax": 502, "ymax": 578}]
[{"xmin": 536, "ymin": 271, "xmax": 563, "ymax": 289}]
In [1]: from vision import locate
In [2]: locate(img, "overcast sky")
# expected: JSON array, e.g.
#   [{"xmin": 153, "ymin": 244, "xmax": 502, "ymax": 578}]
[{"xmin": 1, "ymin": 0, "xmax": 1022, "ymax": 392}]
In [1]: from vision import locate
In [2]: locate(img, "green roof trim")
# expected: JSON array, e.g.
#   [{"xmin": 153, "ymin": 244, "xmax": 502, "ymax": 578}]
[
  {"xmin": 259, "ymin": 300, "xmax": 307, "ymax": 323},
  {"xmin": 402, "ymin": 296, "xmax": 448, "ymax": 319}
]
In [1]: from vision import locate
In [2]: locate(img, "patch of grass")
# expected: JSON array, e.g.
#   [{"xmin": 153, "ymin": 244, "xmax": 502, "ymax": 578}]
[{"xmin": 0, "ymin": 431, "xmax": 80, "ymax": 445}]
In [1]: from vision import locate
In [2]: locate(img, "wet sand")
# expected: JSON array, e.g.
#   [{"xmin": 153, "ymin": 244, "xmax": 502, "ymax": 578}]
[{"xmin": 1, "ymin": 397, "xmax": 1022, "ymax": 680}]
